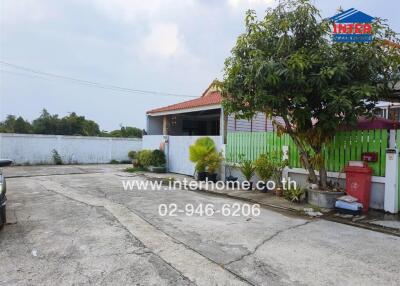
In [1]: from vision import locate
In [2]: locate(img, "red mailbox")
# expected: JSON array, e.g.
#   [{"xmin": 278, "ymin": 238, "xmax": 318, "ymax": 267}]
[{"xmin": 344, "ymin": 162, "xmax": 372, "ymax": 213}]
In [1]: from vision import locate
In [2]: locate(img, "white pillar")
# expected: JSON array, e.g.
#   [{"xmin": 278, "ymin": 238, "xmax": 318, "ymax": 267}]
[
  {"xmin": 389, "ymin": 130, "xmax": 396, "ymax": 148},
  {"xmin": 384, "ymin": 148, "xmax": 398, "ymax": 213},
  {"xmin": 163, "ymin": 135, "xmax": 169, "ymax": 172},
  {"xmin": 220, "ymin": 144, "xmax": 226, "ymax": 181},
  {"xmin": 220, "ymin": 107, "xmax": 227, "ymax": 181}
]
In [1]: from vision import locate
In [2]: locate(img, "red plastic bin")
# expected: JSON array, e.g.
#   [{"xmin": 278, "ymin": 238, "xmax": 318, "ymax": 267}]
[{"xmin": 344, "ymin": 163, "xmax": 372, "ymax": 213}]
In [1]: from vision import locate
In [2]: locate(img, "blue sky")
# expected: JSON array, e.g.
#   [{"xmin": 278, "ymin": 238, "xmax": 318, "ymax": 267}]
[{"xmin": 1, "ymin": 0, "xmax": 399, "ymax": 131}]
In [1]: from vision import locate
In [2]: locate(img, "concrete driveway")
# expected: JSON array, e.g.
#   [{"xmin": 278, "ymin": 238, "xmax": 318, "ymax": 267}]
[{"xmin": 1, "ymin": 165, "xmax": 399, "ymax": 286}]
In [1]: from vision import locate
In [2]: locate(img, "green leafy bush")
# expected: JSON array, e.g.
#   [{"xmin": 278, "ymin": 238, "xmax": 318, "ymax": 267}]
[
  {"xmin": 239, "ymin": 154, "xmax": 255, "ymax": 181},
  {"xmin": 189, "ymin": 137, "xmax": 216, "ymax": 172},
  {"xmin": 128, "ymin": 151, "xmax": 137, "ymax": 160},
  {"xmin": 284, "ymin": 186, "xmax": 306, "ymax": 203},
  {"xmin": 254, "ymin": 154, "xmax": 273, "ymax": 181},
  {"xmin": 137, "ymin": 150, "xmax": 153, "ymax": 168},
  {"xmin": 151, "ymin": 150, "xmax": 166, "ymax": 167},
  {"xmin": 205, "ymin": 151, "xmax": 223, "ymax": 174},
  {"xmin": 268, "ymin": 152, "xmax": 289, "ymax": 187},
  {"xmin": 52, "ymin": 149, "xmax": 63, "ymax": 165},
  {"xmin": 109, "ymin": 159, "xmax": 119, "ymax": 164}
]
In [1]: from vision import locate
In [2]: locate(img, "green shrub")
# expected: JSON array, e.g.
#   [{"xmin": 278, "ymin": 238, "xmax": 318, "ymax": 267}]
[
  {"xmin": 239, "ymin": 154, "xmax": 255, "ymax": 181},
  {"xmin": 189, "ymin": 137, "xmax": 216, "ymax": 172},
  {"xmin": 205, "ymin": 151, "xmax": 223, "ymax": 174},
  {"xmin": 52, "ymin": 149, "xmax": 63, "ymax": 165},
  {"xmin": 109, "ymin": 159, "xmax": 119, "ymax": 164},
  {"xmin": 137, "ymin": 150, "xmax": 153, "ymax": 168},
  {"xmin": 151, "ymin": 149, "xmax": 166, "ymax": 167},
  {"xmin": 284, "ymin": 186, "xmax": 306, "ymax": 203},
  {"xmin": 128, "ymin": 151, "xmax": 137, "ymax": 160},
  {"xmin": 254, "ymin": 154, "xmax": 273, "ymax": 181}
]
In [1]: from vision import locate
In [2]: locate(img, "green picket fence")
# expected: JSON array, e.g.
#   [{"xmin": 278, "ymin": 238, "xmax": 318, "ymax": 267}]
[
  {"xmin": 226, "ymin": 129, "xmax": 388, "ymax": 177},
  {"xmin": 396, "ymin": 130, "xmax": 400, "ymax": 208}
]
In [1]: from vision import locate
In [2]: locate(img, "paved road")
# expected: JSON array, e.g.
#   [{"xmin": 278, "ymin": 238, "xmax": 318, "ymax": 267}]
[{"xmin": 1, "ymin": 165, "xmax": 399, "ymax": 286}]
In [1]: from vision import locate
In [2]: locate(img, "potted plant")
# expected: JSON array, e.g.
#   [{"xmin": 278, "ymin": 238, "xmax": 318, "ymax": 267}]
[
  {"xmin": 196, "ymin": 161, "xmax": 207, "ymax": 181},
  {"xmin": 205, "ymin": 151, "xmax": 223, "ymax": 183},
  {"xmin": 224, "ymin": 153, "xmax": 238, "ymax": 182},
  {"xmin": 269, "ymin": 153, "xmax": 289, "ymax": 196},
  {"xmin": 189, "ymin": 137, "xmax": 216, "ymax": 181},
  {"xmin": 238, "ymin": 155, "xmax": 255, "ymax": 191},
  {"xmin": 254, "ymin": 154, "xmax": 273, "ymax": 192}
]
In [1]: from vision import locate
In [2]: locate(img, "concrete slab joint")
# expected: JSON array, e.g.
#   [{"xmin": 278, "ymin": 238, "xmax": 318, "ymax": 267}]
[{"xmin": 36, "ymin": 179, "xmax": 251, "ymax": 286}]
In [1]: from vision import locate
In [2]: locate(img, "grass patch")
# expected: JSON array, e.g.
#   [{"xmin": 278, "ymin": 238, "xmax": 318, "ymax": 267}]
[{"xmin": 124, "ymin": 167, "xmax": 146, "ymax": 173}]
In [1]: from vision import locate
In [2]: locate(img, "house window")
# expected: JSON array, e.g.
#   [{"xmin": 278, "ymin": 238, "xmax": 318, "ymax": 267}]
[{"xmin": 375, "ymin": 108, "xmax": 388, "ymax": 119}]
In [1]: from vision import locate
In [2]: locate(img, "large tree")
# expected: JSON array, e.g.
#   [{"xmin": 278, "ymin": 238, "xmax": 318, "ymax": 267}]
[{"xmin": 221, "ymin": 0, "xmax": 400, "ymax": 189}]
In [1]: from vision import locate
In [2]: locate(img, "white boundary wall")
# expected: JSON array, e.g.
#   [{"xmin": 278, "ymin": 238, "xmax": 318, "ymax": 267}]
[{"xmin": 0, "ymin": 133, "xmax": 142, "ymax": 164}]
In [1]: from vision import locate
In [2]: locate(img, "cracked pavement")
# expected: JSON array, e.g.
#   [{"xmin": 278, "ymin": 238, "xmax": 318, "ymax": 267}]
[{"xmin": 1, "ymin": 165, "xmax": 399, "ymax": 286}]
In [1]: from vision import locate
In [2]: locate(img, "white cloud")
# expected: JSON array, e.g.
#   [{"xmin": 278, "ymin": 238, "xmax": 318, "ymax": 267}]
[
  {"xmin": 228, "ymin": 0, "xmax": 275, "ymax": 8},
  {"xmin": 141, "ymin": 22, "xmax": 183, "ymax": 58}
]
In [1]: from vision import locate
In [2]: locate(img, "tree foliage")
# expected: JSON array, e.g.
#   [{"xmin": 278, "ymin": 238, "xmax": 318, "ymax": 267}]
[
  {"xmin": 221, "ymin": 0, "xmax": 400, "ymax": 188},
  {"xmin": 107, "ymin": 126, "xmax": 143, "ymax": 138},
  {"xmin": 0, "ymin": 109, "xmax": 142, "ymax": 138}
]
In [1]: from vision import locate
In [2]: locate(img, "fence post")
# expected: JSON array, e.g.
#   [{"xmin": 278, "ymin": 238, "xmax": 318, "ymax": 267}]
[{"xmin": 384, "ymin": 146, "xmax": 398, "ymax": 213}]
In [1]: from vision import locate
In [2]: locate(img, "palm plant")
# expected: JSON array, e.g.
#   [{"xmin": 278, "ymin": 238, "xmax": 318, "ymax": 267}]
[
  {"xmin": 239, "ymin": 154, "xmax": 255, "ymax": 181},
  {"xmin": 254, "ymin": 154, "xmax": 274, "ymax": 192},
  {"xmin": 189, "ymin": 137, "xmax": 216, "ymax": 179}
]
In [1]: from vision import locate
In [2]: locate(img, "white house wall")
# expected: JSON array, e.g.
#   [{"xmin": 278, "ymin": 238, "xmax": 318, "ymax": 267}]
[
  {"xmin": 227, "ymin": 113, "xmax": 284, "ymax": 132},
  {"xmin": 147, "ymin": 115, "xmax": 163, "ymax": 135}
]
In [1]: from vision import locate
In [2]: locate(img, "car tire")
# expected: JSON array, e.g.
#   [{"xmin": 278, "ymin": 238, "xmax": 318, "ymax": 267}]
[{"xmin": 0, "ymin": 206, "xmax": 6, "ymax": 228}]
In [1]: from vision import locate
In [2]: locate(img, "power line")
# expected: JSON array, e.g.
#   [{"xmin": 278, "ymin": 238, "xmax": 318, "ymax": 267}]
[{"xmin": 0, "ymin": 61, "xmax": 198, "ymax": 98}]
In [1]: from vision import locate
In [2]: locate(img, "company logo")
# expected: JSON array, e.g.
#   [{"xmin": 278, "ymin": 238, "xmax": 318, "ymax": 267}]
[{"xmin": 330, "ymin": 8, "xmax": 374, "ymax": 43}]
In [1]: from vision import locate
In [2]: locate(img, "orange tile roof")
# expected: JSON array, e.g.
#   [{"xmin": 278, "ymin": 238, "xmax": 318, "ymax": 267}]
[{"xmin": 147, "ymin": 91, "xmax": 221, "ymax": 114}]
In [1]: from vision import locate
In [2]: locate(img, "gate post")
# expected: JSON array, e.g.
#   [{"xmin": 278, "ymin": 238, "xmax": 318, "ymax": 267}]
[{"xmin": 384, "ymin": 147, "xmax": 399, "ymax": 213}]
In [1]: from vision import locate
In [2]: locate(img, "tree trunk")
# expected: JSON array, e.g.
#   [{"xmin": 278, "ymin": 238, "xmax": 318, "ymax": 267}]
[
  {"xmin": 280, "ymin": 115, "xmax": 318, "ymax": 184},
  {"xmin": 296, "ymin": 141, "xmax": 318, "ymax": 184},
  {"xmin": 319, "ymin": 164, "xmax": 328, "ymax": 190},
  {"xmin": 313, "ymin": 148, "xmax": 328, "ymax": 189}
]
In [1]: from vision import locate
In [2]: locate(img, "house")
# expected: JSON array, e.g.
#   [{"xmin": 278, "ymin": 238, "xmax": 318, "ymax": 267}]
[
  {"xmin": 144, "ymin": 81, "xmax": 281, "ymax": 175},
  {"xmin": 146, "ymin": 82, "xmax": 222, "ymax": 137},
  {"xmin": 146, "ymin": 81, "xmax": 281, "ymax": 138}
]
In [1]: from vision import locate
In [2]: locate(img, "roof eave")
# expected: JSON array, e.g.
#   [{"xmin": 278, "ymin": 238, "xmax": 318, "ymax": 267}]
[{"xmin": 147, "ymin": 104, "xmax": 221, "ymax": 116}]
